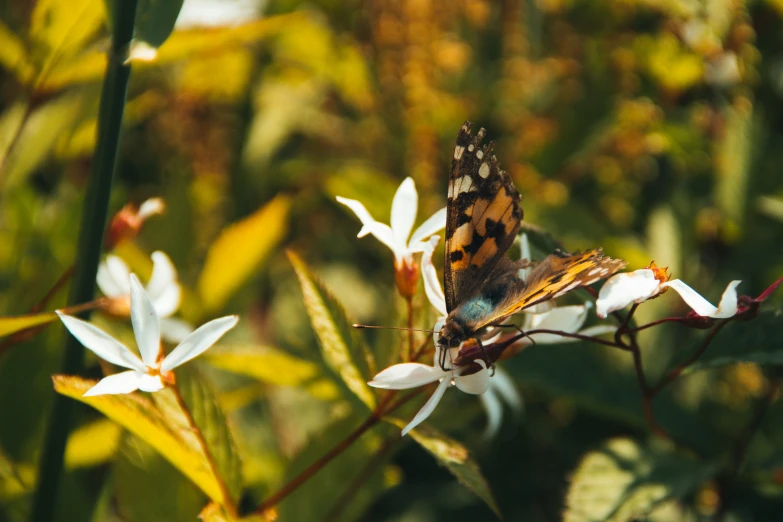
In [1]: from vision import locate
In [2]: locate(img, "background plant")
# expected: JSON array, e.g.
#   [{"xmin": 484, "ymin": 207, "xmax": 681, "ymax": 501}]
[{"xmin": 1, "ymin": 0, "xmax": 783, "ymax": 521}]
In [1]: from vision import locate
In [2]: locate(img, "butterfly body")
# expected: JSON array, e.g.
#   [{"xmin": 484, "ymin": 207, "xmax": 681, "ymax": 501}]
[{"xmin": 437, "ymin": 122, "xmax": 626, "ymax": 359}]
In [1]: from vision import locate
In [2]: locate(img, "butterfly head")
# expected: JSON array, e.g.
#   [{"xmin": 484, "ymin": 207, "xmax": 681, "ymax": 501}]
[{"xmin": 437, "ymin": 319, "xmax": 466, "ymax": 349}]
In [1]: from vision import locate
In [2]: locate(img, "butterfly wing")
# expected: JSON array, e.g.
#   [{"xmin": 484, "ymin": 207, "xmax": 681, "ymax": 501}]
[
  {"xmin": 444, "ymin": 121, "xmax": 524, "ymax": 312},
  {"xmin": 470, "ymin": 249, "xmax": 627, "ymax": 331}
]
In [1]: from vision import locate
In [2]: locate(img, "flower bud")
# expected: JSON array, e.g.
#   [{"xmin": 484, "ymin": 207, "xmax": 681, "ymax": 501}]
[
  {"xmin": 394, "ymin": 259, "xmax": 419, "ymax": 299},
  {"xmin": 105, "ymin": 197, "xmax": 165, "ymax": 250}
]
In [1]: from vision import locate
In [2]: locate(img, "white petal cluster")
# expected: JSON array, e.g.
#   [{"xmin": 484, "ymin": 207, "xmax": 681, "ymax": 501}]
[
  {"xmin": 336, "ymin": 177, "xmax": 447, "ymax": 267},
  {"xmin": 596, "ymin": 268, "xmax": 741, "ymax": 319},
  {"xmin": 97, "ymin": 251, "xmax": 193, "ymax": 342},
  {"xmin": 59, "ymin": 274, "xmax": 238, "ymax": 396}
]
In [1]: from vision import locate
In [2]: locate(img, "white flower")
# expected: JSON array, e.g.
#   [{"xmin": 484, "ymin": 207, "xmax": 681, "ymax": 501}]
[
  {"xmin": 479, "ymin": 367, "xmax": 523, "ymax": 439},
  {"xmin": 336, "ymin": 177, "xmax": 447, "ymax": 267},
  {"xmin": 596, "ymin": 268, "xmax": 741, "ymax": 319},
  {"xmin": 390, "ymin": 234, "xmax": 615, "ymax": 436},
  {"xmin": 97, "ymin": 251, "xmax": 193, "ymax": 343},
  {"xmin": 58, "ymin": 274, "xmax": 238, "ymax": 396},
  {"xmin": 369, "ymin": 354, "xmax": 490, "ymax": 436}
]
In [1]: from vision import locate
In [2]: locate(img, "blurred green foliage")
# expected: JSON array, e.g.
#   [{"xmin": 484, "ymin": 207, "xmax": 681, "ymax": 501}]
[{"xmin": 2, "ymin": 0, "xmax": 783, "ymax": 521}]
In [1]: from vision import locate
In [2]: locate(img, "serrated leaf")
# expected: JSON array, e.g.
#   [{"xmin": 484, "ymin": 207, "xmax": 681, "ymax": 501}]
[
  {"xmin": 198, "ymin": 195, "xmax": 290, "ymax": 312},
  {"xmin": 135, "ymin": 0, "xmax": 186, "ymax": 48},
  {"xmin": 205, "ymin": 344, "xmax": 340, "ymax": 400},
  {"xmin": 287, "ymin": 250, "xmax": 376, "ymax": 409},
  {"xmin": 400, "ymin": 421, "xmax": 501, "ymax": 517},
  {"xmin": 677, "ymin": 309, "xmax": 783, "ymax": 373},
  {"xmin": 0, "ymin": 312, "xmax": 57, "ymax": 338},
  {"xmin": 152, "ymin": 365, "xmax": 243, "ymax": 506},
  {"xmin": 52, "ymin": 375, "xmax": 225, "ymax": 504},
  {"xmin": 565, "ymin": 438, "xmax": 718, "ymax": 522},
  {"xmin": 115, "ymin": 434, "xmax": 205, "ymax": 522}
]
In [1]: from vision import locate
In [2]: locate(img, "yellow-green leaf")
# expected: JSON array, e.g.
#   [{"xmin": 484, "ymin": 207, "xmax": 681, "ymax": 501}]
[
  {"xmin": 65, "ymin": 418, "xmax": 122, "ymax": 469},
  {"xmin": 205, "ymin": 345, "xmax": 340, "ymax": 399},
  {"xmin": 152, "ymin": 365, "xmax": 243, "ymax": 506},
  {"xmin": 287, "ymin": 251, "xmax": 376, "ymax": 409},
  {"xmin": 52, "ymin": 375, "xmax": 225, "ymax": 504},
  {"xmin": 565, "ymin": 438, "xmax": 718, "ymax": 522},
  {"xmin": 198, "ymin": 195, "xmax": 290, "ymax": 312},
  {"xmin": 0, "ymin": 22, "xmax": 34, "ymax": 85},
  {"xmin": 0, "ymin": 312, "xmax": 57, "ymax": 338},
  {"xmin": 402, "ymin": 422, "xmax": 501, "ymax": 518}
]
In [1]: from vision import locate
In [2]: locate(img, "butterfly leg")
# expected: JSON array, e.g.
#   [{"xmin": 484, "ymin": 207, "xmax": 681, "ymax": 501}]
[
  {"xmin": 472, "ymin": 337, "xmax": 495, "ymax": 376},
  {"xmin": 489, "ymin": 323, "xmax": 537, "ymax": 347}
]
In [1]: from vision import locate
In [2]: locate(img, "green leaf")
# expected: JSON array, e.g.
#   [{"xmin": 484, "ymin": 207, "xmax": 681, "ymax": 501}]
[
  {"xmin": 400, "ymin": 421, "xmax": 501, "ymax": 517},
  {"xmin": 1, "ymin": 90, "xmax": 92, "ymax": 189},
  {"xmin": 200, "ymin": 502, "xmax": 269, "ymax": 522},
  {"xmin": 135, "ymin": 0, "xmax": 186, "ymax": 48},
  {"xmin": 114, "ymin": 434, "xmax": 206, "ymax": 522},
  {"xmin": 53, "ymin": 375, "xmax": 226, "ymax": 505},
  {"xmin": 565, "ymin": 437, "xmax": 718, "ymax": 522},
  {"xmin": 152, "ymin": 365, "xmax": 243, "ymax": 506},
  {"xmin": 0, "ymin": 312, "xmax": 57, "ymax": 338},
  {"xmin": 287, "ymin": 250, "xmax": 376, "ymax": 409},
  {"xmin": 205, "ymin": 344, "xmax": 341, "ymax": 400},
  {"xmin": 677, "ymin": 309, "xmax": 783, "ymax": 373},
  {"xmin": 65, "ymin": 419, "xmax": 122, "ymax": 469},
  {"xmin": 198, "ymin": 195, "xmax": 290, "ymax": 312},
  {"xmin": 29, "ymin": 0, "xmax": 105, "ymax": 84},
  {"xmin": 0, "ymin": 22, "xmax": 34, "ymax": 85}
]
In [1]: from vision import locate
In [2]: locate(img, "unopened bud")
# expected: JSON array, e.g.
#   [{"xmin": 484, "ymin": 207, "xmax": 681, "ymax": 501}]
[
  {"xmin": 105, "ymin": 197, "xmax": 165, "ymax": 250},
  {"xmin": 394, "ymin": 259, "xmax": 419, "ymax": 299}
]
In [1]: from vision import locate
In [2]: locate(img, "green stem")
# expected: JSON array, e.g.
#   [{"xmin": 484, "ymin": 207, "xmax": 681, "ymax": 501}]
[{"xmin": 29, "ymin": 2, "xmax": 139, "ymax": 521}]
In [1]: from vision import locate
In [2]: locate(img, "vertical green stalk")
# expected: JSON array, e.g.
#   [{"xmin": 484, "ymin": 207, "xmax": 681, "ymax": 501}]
[{"xmin": 29, "ymin": 1, "xmax": 138, "ymax": 521}]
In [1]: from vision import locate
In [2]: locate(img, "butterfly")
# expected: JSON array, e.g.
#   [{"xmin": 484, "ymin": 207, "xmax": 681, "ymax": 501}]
[{"xmin": 437, "ymin": 122, "xmax": 626, "ymax": 365}]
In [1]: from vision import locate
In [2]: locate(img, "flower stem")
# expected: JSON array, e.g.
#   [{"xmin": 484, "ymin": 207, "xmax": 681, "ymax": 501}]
[
  {"xmin": 171, "ymin": 384, "xmax": 238, "ymax": 517},
  {"xmin": 28, "ymin": 1, "xmax": 139, "ymax": 520},
  {"xmin": 405, "ymin": 296, "xmax": 414, "ymax": 361},
  {"xmin": 254, "ymin": 390, "xmax": 422, "ymax": 515}
]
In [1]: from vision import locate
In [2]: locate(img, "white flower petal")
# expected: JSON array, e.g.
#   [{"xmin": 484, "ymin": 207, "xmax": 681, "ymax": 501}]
[
  {"xmin": 160, "ymin": 315, "xmax": 238, "ymax": 372},
  {"xmin": 83, "ymin": 371, "xmax": 141, "ymax": 396},
  {"xmin": 105, "ymin": 256, "xmax": 131, "ymax": 294},
  {"xmin": 57, "ymin": 312, "xmax": 145, "ymax": 372},
  {"xmin": 661, "ymin": 279, "xmax": 741, "ymax": 319},
  {"xmin": 130, "ymin": 274, "xmax": 161, "ymax": 368},
  {"xmin": 490, "ymin": 367, "xmax": 523, "ymax": 413},
  {"xmin": 159, "ymin": 317, "xmax": 195, "ymax": 344},
  {"xmin": 409, "ymin": 207, "xmax": 447, "ymax": 245},
  {"xmin": 96, "ymin": 260, "xmax": 123, "ymax": 297},
  {"xmin": 359, "ymin": 221, "xmax": 404, "ymax": 260},
  {"xmin": 596, "ymin": 269, "xmax": 661, "ymax": 318},
  {"xmin": 421, "ymin": 236, "xmax": 447, "ymax": 316},
  {"xmin": 528, "ymin": 304, "xmax": 588, "ymax": 333},
  {"xmin": 401, "ymin": 377, "xmax": 451, "ymax": 436},
  {"xmin": 146, "ymin": 251, "xmax": 178, "ymax": 302},
  {"xmin": 390, "ymin": 177, "xmax": 418, "ymax": 246},
  {"xmin": 369, "ymin": 362, "xmax": 446, "ymax": 389},
  {"xmin": 137, "ymin": 197, "xmax": 165, "ymax": 219},
  {"xmin": 455, "ymin": 360, "xmax": 489, "ymax": 394},
  {"xmin": 336, "ymin": 196, "xmax": 377, "ymax": 229},
  {"xmin": 152, "ymin": 284, "xmax": 180, "ymax": 319},
  {"xmin": 518, "ymin": 233, "xmax": 532, "ymax": 280},
  {"xmin": 480, "ymin": 389, "xmax": 504, "ymax": 439},
  {"xmin": 137, "ymin": 373, "xmax": 165, "ymax": 392}
]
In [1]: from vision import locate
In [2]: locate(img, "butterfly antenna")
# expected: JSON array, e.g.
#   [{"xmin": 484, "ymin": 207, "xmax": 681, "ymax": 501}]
[{"xmin": 353, "ymin": 324, "xmax": 436, "ymax": 334}]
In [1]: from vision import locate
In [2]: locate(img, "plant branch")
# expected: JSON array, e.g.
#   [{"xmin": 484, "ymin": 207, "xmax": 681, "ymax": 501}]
[
  {"xmin": 28, "ymin": 1, "xmax": 139, "ymax": 520},
  {"xmin": 405, "ymin": 297, "xmax": 414, "ymax": 361},
  {"xmin": 254, "ymin": 389, "xmax": 422, "ymax": 515},
  {"xmin": 322, "ymin": 435, "xmax": 399, "ymax": 522},
  {"xmin": 522, "ymin": 329, "xmax": 630, "ymax": 350},
  {"xmin": 171, "ymin": 384, "xmax": 238, "ymax": 517}
]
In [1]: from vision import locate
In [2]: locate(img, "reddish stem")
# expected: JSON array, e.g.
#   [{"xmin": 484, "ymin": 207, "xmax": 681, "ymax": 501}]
[{"xmin": 254, "ymin": 389, "xmax": 422, "ymax": 515}]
